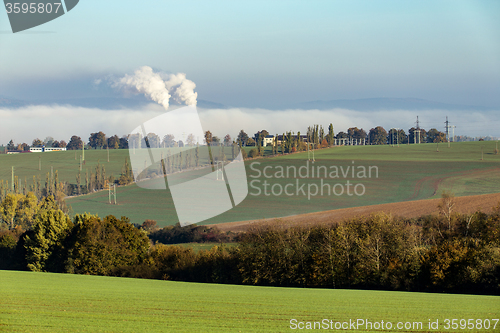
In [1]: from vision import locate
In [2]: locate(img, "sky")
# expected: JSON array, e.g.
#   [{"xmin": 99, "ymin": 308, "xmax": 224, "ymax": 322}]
[{"xmin": 0, "ymin": 0, "xmax": 499, "ymax": 143}]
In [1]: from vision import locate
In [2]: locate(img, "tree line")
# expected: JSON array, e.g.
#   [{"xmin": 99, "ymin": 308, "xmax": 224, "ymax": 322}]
[
  {"xmin": 0, "ymin": 157, "xmax": 134, "ymax": 201},
  {"xmin": 1, "ymin": 192, "xmax": 498, "ymax": 294},
  {"xmin": 2, "ymin": 122, "xmax": 453, "ymax": 153},
  {"xmin": 2, "ymin": 132, "xmax": 130, "ymax": 152}
]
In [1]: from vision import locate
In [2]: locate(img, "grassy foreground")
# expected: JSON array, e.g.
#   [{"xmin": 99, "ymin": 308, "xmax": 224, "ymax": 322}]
[{"xmin": 0, "ymin": 270, "xmax": 498, "ymax": 332}]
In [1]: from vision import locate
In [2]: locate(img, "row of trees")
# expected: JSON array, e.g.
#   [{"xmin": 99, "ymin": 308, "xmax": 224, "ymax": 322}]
[
  {"xmin": 5, "ymin": 137, "xmax": 71, "ymax": 152},
  {"xmin": 236, "ymin": 124, "xmax": 446, "ymax": 151},
  {"xmin": 227, "ymin": 125, "xmax": 446, "ymax": 149},
  {"xmin": 234, "ymin": 205, "xmax": 500, "ymax": 292},
  {"xmin": 3, "ymin": 133, "xmax": 129, "ymax": 152},
  {"xmin": 3, "ymin": 123, "xmax": 451, "ymax": 153},
  {"xmin": 0, "ymin": 156, "xmax": 134, "ymax": 202},
  {"xmin": 1, "ymin": 191, "xmax": 498, "ymax": 294},
  {"xmin": 336, "ymin": 126, "xmax": 448, "ymax": 145},
  {"xmin": 72, "ymin": 158, "xmax": 134, "ymax": 195},
  {"xmin": 235, "ymin": 124, "xmax": 336, "ymax": 159},
  {"xmin": 0, "ymin": 203, "xmax": 148, "ymax": 274},
  {"xmin": 0, "ymin": 171, "xmax": 69, "ymax": 211},
  {"xmin": 2, "ymin": 126, "xmax": 329, "ymax": 152}
]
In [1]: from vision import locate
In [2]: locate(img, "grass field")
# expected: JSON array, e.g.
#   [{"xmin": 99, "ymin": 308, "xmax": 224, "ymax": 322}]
[
  {"xmin": 175, "ymin": 242, "xmax": 237, "ymax": 252},
  {"xmin": 0, "ymin": 149, "xmax": 130, "ymax": 188},
  {"xmin": 0, "ymin": 145, "xmax": 237, "ymax": 188},
  {"xmin": 1, "ymin": 270, "xmax": 498, "ymax": 332},
  {"xmin": 64, "ymin": 141, "xmax": 500, "ymax": 226},
  {"xmin": 1, "ymin": 142, "xmax": 499, "ymax": 226}
]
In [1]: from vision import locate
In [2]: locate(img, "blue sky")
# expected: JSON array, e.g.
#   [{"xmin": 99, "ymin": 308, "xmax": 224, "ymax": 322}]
[
  {"xmin": 0, "ymin": 1, "xmax": 499, "ymax": 143},
  {"xmin": 1, "ymin": 0, "xmax": 499, "ymax": 108}
]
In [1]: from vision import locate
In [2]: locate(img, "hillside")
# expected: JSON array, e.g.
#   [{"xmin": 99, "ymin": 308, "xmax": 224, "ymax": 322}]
[
  {"xmin": 67, "ymin": 141, "xmax": 500, "ymax": 226},
  {"xmin": 213, "ymin": 192, "xmax": 500, "ymax": 233},
  {"xmin": 1, "ymin": 142, "xmax": 498, "ymax": 227}
]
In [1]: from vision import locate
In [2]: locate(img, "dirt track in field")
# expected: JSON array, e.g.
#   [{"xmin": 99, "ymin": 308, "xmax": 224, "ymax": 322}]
[{"xmin": 211, "ymin": 192, "xmax": 500, "ymax": 233}]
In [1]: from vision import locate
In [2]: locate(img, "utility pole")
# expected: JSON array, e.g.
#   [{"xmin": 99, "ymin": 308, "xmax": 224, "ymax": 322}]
[
  {"xmin": 390, "ymin": 128, "xmax": 400, "ymax": 147},
  {"xmin": 414, "ymin": 116, "xmax": 421, "ymax": 144},
  {"xmin": 312, "ymin": 135, "xmax": 315, "ymax": 162},
  {"xmin": 445, "ymin": 116, "xmax": 450, "ymax": 143},
  {"xmin": 307, "ymin": 140, "xmax": 311, "ymax": 161},
  {"xmin": 444, "ymin": 117, "xmax": 456, "ymax": 148},
  {"xmin": 11, "ymin": 166, "xmax": 14, "ymax": 192},
  {"xmin": 114, "ymin": 184, "xmax": 117, "ymax": 204}
]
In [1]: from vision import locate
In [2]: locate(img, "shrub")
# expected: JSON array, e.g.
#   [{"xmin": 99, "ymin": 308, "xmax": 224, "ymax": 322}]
[
  {"xmin": 23, "ymin": 197, "xmax": 73, "ymax": 272},
  {"xmin": 141, "ymin": 219, "xmax": 158, "ymax": 233},
  {"xmin": 248, "ymin": 148, "xmax": 260, "ymax": 158},
  {"xmin": 65, "ymin": 214, "xmax": 150, "ymax": 275},
  {"xmin": 149, "ymin": 223, "xmax": 232, "ymax": 244},
  {"xmin": 0, "ymin": 231, "xmax": 17, "ymax": 269}
]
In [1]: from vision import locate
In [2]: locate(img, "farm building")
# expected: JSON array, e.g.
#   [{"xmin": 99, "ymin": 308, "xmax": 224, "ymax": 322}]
[{"xmin": 262, "ymin": 135, "xmax": 274, "ymax": 147}]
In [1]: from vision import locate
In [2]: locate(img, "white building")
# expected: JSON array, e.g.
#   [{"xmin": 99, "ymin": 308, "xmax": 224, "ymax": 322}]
[
  {"xmin": 262, "ymin": 135, "xmax": 275, "ymax": 147},
  {"xmin": 30, "ymin": 147, "xmax": 67, "ymax": 152}
]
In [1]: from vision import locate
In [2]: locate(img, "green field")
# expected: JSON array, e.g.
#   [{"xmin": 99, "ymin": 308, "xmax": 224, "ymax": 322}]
[
  {"xmin": 65, "ymin": 141, "xmax": 500, "ymax": 226},
  {"xmin": 0, "ymin": 145, "xmax": 236, "ymax": 191},
  {"xmin": 1, "ymin": 270, "xmax": 498, "ymax": 332},
  {"xmin": 176, "ymin": 242, "xmax": 237, "ymax": 252},
  {"xmin": 0, "ymin": 149, "xmax": 130, "ymax": 188},
  {"xmin": 1, "ymin": 142, "xmax": 499, "ymax": 227}
]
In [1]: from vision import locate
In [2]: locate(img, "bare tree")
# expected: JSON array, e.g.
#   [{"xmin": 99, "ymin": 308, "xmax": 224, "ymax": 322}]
[{"xmin": 438, "ymin": 191, "xmax": 455, "ymax": 229}]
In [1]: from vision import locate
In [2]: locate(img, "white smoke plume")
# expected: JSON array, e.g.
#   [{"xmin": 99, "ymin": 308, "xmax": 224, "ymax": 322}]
[
  {"xmin": 114, "ymin": 66, "xmax": 197, "ymax": 109},
  {"xmin": 161, "ymin": 72, "xmax": 198, "ymax": 106}
]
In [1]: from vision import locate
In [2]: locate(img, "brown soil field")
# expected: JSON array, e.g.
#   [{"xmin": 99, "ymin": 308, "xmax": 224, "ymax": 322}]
[{"xmin": 211, "ymin": 192, "xmax": 500, "ymax": 233}]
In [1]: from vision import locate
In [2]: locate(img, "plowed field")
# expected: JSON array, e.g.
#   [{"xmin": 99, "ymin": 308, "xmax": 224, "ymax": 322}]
[{"xmin": 213, "ymin": 192, "xmax": 500, "ymax": 232}]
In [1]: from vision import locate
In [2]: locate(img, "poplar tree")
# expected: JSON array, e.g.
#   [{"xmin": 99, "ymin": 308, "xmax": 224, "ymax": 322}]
[
  {"xmin": 36, "ymin": 175, "xmax": 42, "ymax": 198},
  {"xmin": 76, "ymin": 170, "xmax": 81, "ymax": 195},
  {"xmin": 328, "ymin": 124, "xmax": 334, "ymax": 146},
  {"xmin": 85, "ymin": 169, "xmax": 89, "ymax": 193},
  {"xmin": 281, "ymin": 133, "xmax": 285, "ymax": 154},
  {"xmin": 195, "ymin": 145, "xmax": 200, "ymax": 167},
  {"xmin": 95, "ymin": 162, "xmax": 101, "ymax": 190}
]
